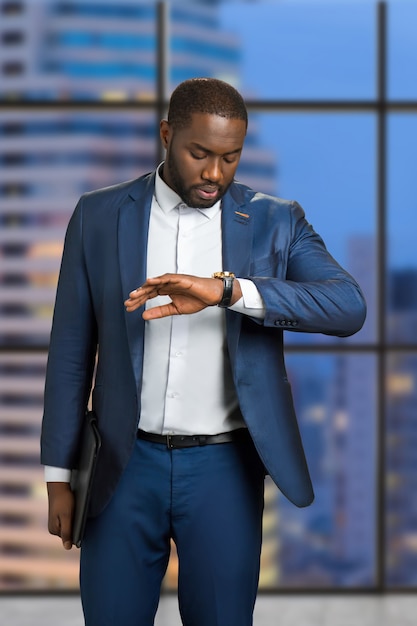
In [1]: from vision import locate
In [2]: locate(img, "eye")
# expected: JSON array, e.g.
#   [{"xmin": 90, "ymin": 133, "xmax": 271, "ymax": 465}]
[
  {"xmin": 190, "ymin": 151, "xmax": 206, "ymax": 160},
  {"xmin": 223, "ymin": 155, "xmax": 238, "ymax": 164}
]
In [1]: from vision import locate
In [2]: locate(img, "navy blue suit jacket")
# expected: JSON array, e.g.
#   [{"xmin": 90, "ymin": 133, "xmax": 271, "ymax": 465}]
[{"xmin": 41, "ymin": 172, "xmax": 366, "ymax": 513}]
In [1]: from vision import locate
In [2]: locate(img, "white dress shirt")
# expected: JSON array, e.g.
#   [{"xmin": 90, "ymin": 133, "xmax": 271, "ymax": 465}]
[{"xmin": 44, "ymin": 167, "xmax": 265, "ymax": 481}]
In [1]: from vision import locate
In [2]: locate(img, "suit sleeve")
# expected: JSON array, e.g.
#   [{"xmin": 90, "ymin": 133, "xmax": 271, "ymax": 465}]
[
  {"xmin": 249, "ymin": 201, "xmax": 366, "ymax": 336},
  {"xmin": 41, "ymin": 197, "xmax": 98, "ymax": 469}
]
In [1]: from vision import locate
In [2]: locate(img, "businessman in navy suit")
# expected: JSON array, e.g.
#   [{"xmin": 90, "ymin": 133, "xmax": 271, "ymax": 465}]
[{"xmin": 41, "ymin": 78, "xmax": 366, "ymax": 625}]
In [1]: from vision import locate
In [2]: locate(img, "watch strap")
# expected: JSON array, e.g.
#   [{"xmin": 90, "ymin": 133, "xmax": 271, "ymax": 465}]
[{"xmin": 213, "ymin": 273, "xmax": 235, "ymax": 308}]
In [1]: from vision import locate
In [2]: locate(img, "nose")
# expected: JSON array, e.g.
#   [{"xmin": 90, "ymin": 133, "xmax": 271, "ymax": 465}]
[{"xmin": 202, "ymin": 157, "xmax": 222, "ymax": 183}]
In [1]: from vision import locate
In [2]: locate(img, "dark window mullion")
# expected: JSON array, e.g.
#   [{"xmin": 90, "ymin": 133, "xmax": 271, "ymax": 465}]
[{"xmin": 376, "ymin": 0, "xmax": 387, "ymax": 592}]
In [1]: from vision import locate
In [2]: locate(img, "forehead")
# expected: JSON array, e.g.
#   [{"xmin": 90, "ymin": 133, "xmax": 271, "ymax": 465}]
[{"xmin": 176, "ymin": 113, "xmax": 247, "ymax": 152}]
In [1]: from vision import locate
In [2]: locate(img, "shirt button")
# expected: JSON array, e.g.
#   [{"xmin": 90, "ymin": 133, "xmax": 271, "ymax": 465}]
[
  {"xmin": 168, "ymin": 392, "xmax": 179, "ymax": 398},
  {"xmin": 175, "ymin": 351, "xmax": 182, "ymax": 357}
]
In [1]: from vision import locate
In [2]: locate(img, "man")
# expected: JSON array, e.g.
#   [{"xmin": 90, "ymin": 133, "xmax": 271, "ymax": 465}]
[{"xmin": 41, "ymin": 78, "xmax": 366, "ymax": 625}]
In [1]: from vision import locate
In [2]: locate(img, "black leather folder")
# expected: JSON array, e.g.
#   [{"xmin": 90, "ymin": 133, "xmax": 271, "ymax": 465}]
[{"xmin": 70, "ymin": 410, "xmax": 101, "ymax": 548}]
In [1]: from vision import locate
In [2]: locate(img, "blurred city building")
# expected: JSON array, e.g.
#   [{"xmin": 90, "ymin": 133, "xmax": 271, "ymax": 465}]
[{"xmin": 386, "ymin": 269, "xmax": 417, "ymax": 585}]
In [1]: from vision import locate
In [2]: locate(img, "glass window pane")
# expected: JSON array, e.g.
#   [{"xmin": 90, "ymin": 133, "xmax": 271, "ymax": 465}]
[
  {"xmin": 388, "ymin": 2, "xmax": 417, "ymax": 100},
  {"xmin": 219, "ymin": 0, "xmax": 376, "ymax": 100},
  {"xmin": 237, "ymin": 112, "xmax": 376, "ymax": 345},
  {"xmin": 386, "ymin": 352, "xmax": 417, "ymax": 586},
  {"xmin": 0, "ymin": 110, "xmax": 156, "ymax": 347},
  {"xmin": 269, "ymin": 353, "xmax": 377, "ymax": 588},
  {"xmin": 0, "ymin": 1, "xmax": 156, "ymax": 102},
  {"xmin": 0, "ymin": 352, "xmax": 80, "ymax": 590},
  {"xmin": 387, "ymin": 115, "xmax": 417, "ymax": 345},
  {"xmin": 168, "ymin": 3, "xmax": 242, "ymax": 91}
]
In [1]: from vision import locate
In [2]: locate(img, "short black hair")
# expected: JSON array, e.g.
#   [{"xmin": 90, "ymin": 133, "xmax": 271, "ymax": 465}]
[{"xmin": 167, "ymin": 77, "xmax": 248, "ymax": 130}]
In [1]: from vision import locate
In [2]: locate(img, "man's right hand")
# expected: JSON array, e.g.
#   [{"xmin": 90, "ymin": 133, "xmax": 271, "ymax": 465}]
[{"xmin": 47, "ymin": 482, "xmax": 74, "ymax": 550}]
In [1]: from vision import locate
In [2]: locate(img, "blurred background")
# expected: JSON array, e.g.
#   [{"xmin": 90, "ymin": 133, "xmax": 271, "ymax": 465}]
[{"xmin": 0, "ymin": 0, "xmax": 416, "ymax": 595}]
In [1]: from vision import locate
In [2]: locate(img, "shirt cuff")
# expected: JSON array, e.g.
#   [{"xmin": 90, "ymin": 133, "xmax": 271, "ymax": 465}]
[
  {"xmin": 44, "ymin": 466, "xmax": 72, "ymax": 483},
  {"xmin": 228, "ymin": 278, "xmax": 265, "ymax": 319}
]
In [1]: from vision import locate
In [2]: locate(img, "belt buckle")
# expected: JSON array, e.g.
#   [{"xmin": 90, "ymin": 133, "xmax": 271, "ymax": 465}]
[{"xmin": 166, "ymin": 433, "xmax": 174, "ymax": 449}]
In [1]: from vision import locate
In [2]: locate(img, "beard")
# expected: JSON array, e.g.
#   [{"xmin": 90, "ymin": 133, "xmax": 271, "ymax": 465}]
[{"xmin": 163, "ymin": 151, "xmax": 231, "ymax": 209}]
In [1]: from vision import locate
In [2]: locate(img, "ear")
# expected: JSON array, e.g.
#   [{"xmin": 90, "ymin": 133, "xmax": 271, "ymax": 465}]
[{"xmin": 159, "ymin": 119, "xmax": 171, "ymax": 149}]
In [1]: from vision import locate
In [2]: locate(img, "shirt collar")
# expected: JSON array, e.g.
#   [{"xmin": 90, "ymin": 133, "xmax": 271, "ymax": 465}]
[{"xmin": 154, "ymin": 163, "xmax": 221, "ymax": 219}]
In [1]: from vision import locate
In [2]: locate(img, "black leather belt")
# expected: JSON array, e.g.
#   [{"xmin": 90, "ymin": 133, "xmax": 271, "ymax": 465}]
[{"xmin": 137, "ymin": 428, "xmax": 249, "ymax": 449}]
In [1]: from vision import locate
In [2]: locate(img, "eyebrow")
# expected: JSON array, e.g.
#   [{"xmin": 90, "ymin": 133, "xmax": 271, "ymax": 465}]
[{"xmin": 190, "ymin": 142, "xmax": 242, "ymax": 157}]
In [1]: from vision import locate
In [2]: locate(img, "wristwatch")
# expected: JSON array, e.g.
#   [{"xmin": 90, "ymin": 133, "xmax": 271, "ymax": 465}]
[{"xmin": 212, "ymin": 271, "xmax": 235, "ymax": 308}]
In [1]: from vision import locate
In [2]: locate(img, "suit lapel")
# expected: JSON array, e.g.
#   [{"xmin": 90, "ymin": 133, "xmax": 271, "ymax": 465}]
[
  {"xmin": 118, "ymin": 173, "xmax": 155, "ymax": 389},
  {"xmin": 221, "ymin": 186, "xmax": 253, "ymax": 277},
  {"xmin": 221, "ymin": 185, "xmax": 254, "ymax": 362}
]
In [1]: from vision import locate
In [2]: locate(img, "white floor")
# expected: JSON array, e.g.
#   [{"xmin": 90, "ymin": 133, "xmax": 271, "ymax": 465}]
[{"xmin": 0, "ymin": 594, "xmax": 416, "ymax": 626}]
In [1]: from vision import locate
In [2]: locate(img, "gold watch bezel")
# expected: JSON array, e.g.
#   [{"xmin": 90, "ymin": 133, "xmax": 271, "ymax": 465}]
[{"xmin": 212, "ymin": 271, "xmax": 235, "ymax": 279}]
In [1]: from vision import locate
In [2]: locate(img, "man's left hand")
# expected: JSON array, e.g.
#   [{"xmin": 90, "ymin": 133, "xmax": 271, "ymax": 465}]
[{"xmin": 124, "ymin": 273, "xmax": 241, "ymax": 320}]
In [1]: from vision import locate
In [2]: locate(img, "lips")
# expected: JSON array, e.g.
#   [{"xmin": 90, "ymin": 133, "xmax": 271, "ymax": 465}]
[{"xmin": 196, "ymin": 186, "xmax": 220, "ymax": 200}]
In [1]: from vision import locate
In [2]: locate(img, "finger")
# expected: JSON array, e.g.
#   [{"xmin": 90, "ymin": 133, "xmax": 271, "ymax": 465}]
[
  {"xmin": 48, "ymin": 515, "xmax": 61, "ymax": 537},
  {"xmin": 144, "ymin": 275, "xmax": 192, "ymax": 291},
  {"xmin": 128, "ymin": 281, "xmax": 163, "ymax": 298},
  {"xmin": 125, "ymin": 297, "xmax": 155, "ymax": 312},
  {"xmin": 59, "ymin": 513, "xmax": 73, "ymax": 550},
  {"xmin": 48, "ymin": 514, "xmax": 72, "ymax": 549},
  {"xmin": 126, "ymin": 288, "xmax": 148, "ymax": 301},
  {"xmin": 145, "ymin": 273, "xmax": 177, "ymax": 284},
  {"xmin": 132, "ymin": 275, "xmax": 173, "ymax": 292},
  {"xmin": 142, "ymin": 302, "xmax": 178, "ymax": 320},
  {"xmin": 124, "ymin": 300, "xmax": 143, "ymax": 312},
  {"xmin": 124, "ymin": 289, "xmax": 158, "ymax": 311}
]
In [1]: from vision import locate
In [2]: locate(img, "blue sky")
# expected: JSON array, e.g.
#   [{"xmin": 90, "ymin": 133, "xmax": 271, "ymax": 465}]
[{"xmin": 219, "ymin": 1, "xmax": 417, "ymax": 269}]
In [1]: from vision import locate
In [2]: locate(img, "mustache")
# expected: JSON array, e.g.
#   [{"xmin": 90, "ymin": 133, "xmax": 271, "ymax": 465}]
[{"xmin": 193, "ymin": 184, "xmax": 221, "ymax": 192}]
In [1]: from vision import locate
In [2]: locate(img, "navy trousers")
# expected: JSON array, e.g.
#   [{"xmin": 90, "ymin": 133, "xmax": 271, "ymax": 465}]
[{"xmin": 80, "ymin": 434, "xmax": 265, "ymax": 626}]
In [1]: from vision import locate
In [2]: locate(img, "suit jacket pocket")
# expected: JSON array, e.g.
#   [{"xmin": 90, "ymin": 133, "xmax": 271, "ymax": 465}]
[{"xmin": 250, "ymin": 249, "xmax": 284, "ymax": 277}]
